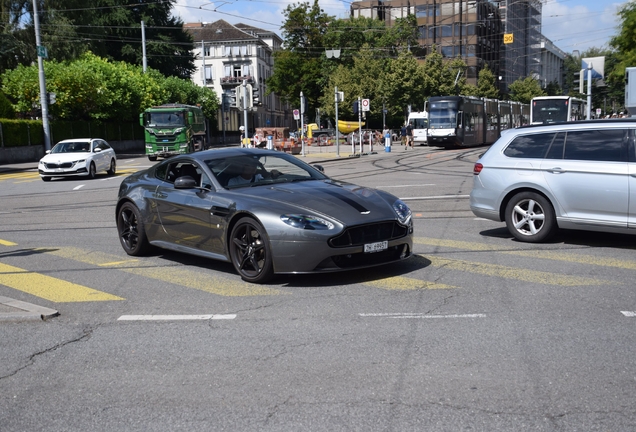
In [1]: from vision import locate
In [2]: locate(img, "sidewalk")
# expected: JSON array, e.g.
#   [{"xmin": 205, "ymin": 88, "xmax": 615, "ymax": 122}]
[{"xmin": 0, "ymin": 142, "xmax": 398, "ymax": 173}]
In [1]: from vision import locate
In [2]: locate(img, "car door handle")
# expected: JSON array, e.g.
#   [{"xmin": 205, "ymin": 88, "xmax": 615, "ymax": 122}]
[{"xmin": 546, "ymin": 167, "xmax": 565, "ymax": 173}]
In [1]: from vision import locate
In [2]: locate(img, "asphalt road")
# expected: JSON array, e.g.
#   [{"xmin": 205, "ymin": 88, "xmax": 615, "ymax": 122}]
[{"xmin": 1, "ymin": 146, "xmax": 635, "ymax": 431}]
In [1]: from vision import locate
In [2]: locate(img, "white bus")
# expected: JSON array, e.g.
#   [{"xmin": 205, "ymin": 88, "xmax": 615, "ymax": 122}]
[
  {"xmin": 530, "ymin": 96, "xmax": 587, "ymax": 125},
  {"xmin": 407, "ymin": 111, "xmax": 428, "ymax": 145}
]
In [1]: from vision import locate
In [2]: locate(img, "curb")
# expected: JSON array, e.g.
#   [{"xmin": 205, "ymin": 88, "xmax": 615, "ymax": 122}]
[{"xmin": 0, "ymin": 296, "xmax": 59, "ymax": 322}]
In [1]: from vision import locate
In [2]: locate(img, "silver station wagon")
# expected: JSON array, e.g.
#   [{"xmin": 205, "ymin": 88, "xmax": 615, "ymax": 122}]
[{"xmin": 470, "ymin": 119, "xmax": 636, "ymax": 242}]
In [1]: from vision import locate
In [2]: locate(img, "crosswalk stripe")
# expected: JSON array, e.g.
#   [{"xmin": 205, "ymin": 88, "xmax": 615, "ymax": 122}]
[
  {"xmin": 424, "ymin": 255, "xmax": 610, "ymax": 286},
  {"xmin": 416, "ymin": 237, "xmax": 636, "ymax": 271},
  {"xmin": 0, "ymin": 262, "xmax": 124, "ymax": 302},
  {"xmin": 364, "ymin": 276, "xmax": 457, "ymax": 290},
  {"xmin": 43, "ymin": 247, "xmax": 284, "ymax": 297}
]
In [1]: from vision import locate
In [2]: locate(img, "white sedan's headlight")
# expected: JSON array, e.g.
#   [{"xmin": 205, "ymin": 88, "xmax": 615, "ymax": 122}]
[
  {"xmin": 393, "ymin": 199, "xmax": 412, "ymax": 225},
  {"xmin": 281, "ymin": 214, "xmax": 334, "ymax": 230}
]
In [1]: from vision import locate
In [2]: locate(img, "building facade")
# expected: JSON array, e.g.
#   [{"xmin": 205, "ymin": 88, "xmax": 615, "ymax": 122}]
[
  {"xmin": 351, "ymin": 0, "xmax": 558, "ymax": 95},
  {"xmin": 185, "ymin": 20, "xmax": 292, "ymax": 139}
]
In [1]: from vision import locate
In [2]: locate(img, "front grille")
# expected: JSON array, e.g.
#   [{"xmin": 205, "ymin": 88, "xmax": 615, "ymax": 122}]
[
  {"xmin": 331, "ymin": 244, "xmax": 409, "ymax": 268},
  {"xmin": 329, "ymin": 221, "xmax": 408, "ymax": 248},
  {"xmin": 44, "ymin": 162, "xmax": 73, "ymax": 169}
]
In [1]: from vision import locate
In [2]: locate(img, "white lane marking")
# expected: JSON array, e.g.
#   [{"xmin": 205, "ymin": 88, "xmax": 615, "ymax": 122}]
[
  {"xmin": 401, "ymin": 195, "xmax": 470, "ymax": 200},
  {"xmin": 73, "ymin": 185, "xmax": 85, "ymax": 190},
  {"xmin": 621, "ymin": 311, "xmax": 636, "ymax": 317},
  {"xmin": 359, "ymin": 313, "xmax": 486, "ymax": 319},
  {"xmin": 117, "ymin": 314, "xmax": 237, "ymax": 321},
  {"xmin": 378, "ymin": 184, "xmax": 435, "ymax": 188}
]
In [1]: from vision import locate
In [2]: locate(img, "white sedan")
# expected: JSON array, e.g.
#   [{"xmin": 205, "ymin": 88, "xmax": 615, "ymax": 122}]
[{"xmin": 38, "ymin": 138, "xmax": 117, "ymax": 182}]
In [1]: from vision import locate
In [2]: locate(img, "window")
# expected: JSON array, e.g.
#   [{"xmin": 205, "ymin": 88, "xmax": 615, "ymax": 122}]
[
  {"xmin": 563, "ymin": 129, "xmax": 627, "ymax": 162},
  {"xmin": 204, "ymin": 65, "xmax": 213, "ymax": 83},
  {"xmin": 504, "ymin": 133, "xmax": 556, "ymax": 158},
  {"xmin": 225, "ymin": 46, "xmax": 231, "ymax": 56},
  {"xmin": 232, "ymin": 46, "xmax": 240, "ymax": 56},
  {"xmin": 441, "ymin": 46, "xmax": 454, "ymax": 57}
]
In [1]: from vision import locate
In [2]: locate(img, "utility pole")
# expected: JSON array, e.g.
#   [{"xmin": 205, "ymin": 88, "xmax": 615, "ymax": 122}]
[
  {"xmin": 243, "ymin": 80, "xmax": 249, "ymax": 144},
  {"xmin": 141, "ymin": 21, "xmax": 147, "ymax": 72},
  {"xmin": 586, "ymin": 62, "xmax": 592, "ymax": 120},
  {"xmin": 33, "ymin": 0, "xmax": 51, "ymax": 151},
  {"xmin": 300, "ymin": 91, "xmax": 305, "ymax": 156},
  {"xmin": 334, "ymin": 86, "xmax": 340, "ymax": 157}
]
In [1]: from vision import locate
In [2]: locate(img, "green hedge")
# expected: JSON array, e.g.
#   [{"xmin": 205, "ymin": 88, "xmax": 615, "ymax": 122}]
[{"xmin": 0, "ymin": 119, "xmax": 144, "ymax": 148}]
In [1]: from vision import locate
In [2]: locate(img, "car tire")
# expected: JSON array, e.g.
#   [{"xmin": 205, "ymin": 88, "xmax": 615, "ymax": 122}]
[
  {"xmin": 88, "ymin": 162, "xmax": 96, "ymax": 179},
  {"xmin": 117, "ymin": 202, "xmax": 150, "ymax": 256},
  {"xmin": 229, "ymin": 217, "xmax": 274, "ymax": 284},
  {"xmin": 505, "ymin": 192, "xmax": 556, "ymax": 243},
  {"xmin": 41, "ymin": 176, "xmax": 51, "ymax": 182},
  {"xmin": 107, "ymin": 159, "xmax": 116, "ymax": 176},
  {"xmin": 148, "ymin": 156, "xmax": 157, "ymax": 162}
]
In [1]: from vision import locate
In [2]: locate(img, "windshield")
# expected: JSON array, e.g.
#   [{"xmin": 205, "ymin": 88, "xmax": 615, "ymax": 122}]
[
  {"xmin": 409, "ymin": 117, "xmax": 428, "ymax": 129},
  {"xmin": 532, "ymin": 100, "xmax": 568, "ymax": 124},
  {"xmin": 50, "ymin": 141, "xmax": 90, "ymax": 154},
  {"xmin": 146, "ymin": 112, "xmax": 185, "ymax": 128},
  {"xmin": 206, "ymin": 154, "xmax": 329, "ymax": 189},
  {"xmin": 428, "ymin": 102, "xmax": 458, "ymax": 129}
]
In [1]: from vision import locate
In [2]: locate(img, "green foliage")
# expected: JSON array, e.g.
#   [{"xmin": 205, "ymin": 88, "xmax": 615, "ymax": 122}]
[
  {"xmin": 508, "ymin": 76, "xmax": 545, "ymax": 103},
  {"xmin": 0, "ymin": 119, "xmax": 44, "ymax": 146},
  {"xmin": 0, "ymin": 91, "xmax": 16, "ymax": 118},
  {"xmin": 1, "ymin": 52, "xmax": 218, "ymax": 122},
  {"xmin": 475, "ymin": 65, "xmax": 500, "ymax": 99}
]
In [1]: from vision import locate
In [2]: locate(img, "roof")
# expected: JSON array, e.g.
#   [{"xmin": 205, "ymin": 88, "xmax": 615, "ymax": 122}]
[{"xmin": 184, "ymin": 20, "xmax": 267, "ymax": 43}]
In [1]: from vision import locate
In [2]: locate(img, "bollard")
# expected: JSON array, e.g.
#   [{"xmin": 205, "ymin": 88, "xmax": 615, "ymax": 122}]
[{"xmin": 384, "ymin": 133, "xmax": 391, "ymax": 153}]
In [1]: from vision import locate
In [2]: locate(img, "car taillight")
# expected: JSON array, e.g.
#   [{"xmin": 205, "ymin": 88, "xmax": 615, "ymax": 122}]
[{"xmin": 473, "ymin": 163, "xmax": 483, "ymax": 175}]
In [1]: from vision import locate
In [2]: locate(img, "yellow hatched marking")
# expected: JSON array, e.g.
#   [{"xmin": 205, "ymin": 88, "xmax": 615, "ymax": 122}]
[
  {"xmin": 0, "ymin": 239, "xmax": 18, "ymax": 246},
  {"xmin": 415, "ymin": 237, "xmax": 636, "ymax": 271},
  {"xmin": 364, "ymin": 276, "xmax": 457, "ymax": 290},
  {"xmin": 425, "ymin": 255, "xmax": 610, "ymax": 286},
  {"xmin": 45, "ymin": 247, "xmax": 284, "ymax": 297},
  {"xmin": 0, "ymin": 263, "xmax": 123, "ymax": 303}
]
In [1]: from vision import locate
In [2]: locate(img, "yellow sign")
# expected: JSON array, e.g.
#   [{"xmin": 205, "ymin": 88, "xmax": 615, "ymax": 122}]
[{"xmin": 503, "ymin": 33, "xmax": 514, "ymax": 44}]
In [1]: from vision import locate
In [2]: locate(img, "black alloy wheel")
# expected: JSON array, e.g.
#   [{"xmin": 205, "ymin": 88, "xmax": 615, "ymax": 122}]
[
  {"xmin": 229, "ymin": 217, "xmax": 273, "ymax": 283},
  {"xmin": 117, "ymin": 202, "xmax": 150, "ymax": 256}
]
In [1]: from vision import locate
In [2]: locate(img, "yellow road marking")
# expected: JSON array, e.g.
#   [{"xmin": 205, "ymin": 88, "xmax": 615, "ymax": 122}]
[
  {"xmin": 416, "ymin": 237, "xmax": 636, "ymax": 271},
  {"xmin": 364, "ymin": 276, "xmax": 457, "ymax": 290},
  {"xmin": 0, "ymin": 239, "xmax": 18, "ymax": 246},
  {"xmin": 45, "ymin": 247, "xmax": 284, "ymax": 297},
  {"xmin": 0, "ymin": 262, "xmax": 123, "ymax": 302},
  {"xmin": 425, "ymin": 255, "xmax": 610, "ymax": 286}
]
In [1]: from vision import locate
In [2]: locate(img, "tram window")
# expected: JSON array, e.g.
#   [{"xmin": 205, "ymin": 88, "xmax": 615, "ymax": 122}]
[{"xmin": 504, "ymin": 133, "xmax": 556, "ymax": 158}]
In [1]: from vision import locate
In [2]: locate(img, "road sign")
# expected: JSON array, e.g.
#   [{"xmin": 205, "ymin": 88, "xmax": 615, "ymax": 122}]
[
  {"xmin": 293, "ymin": 109, "xmax": 300, "ymax": 120},
  {"xmin": 361, "ymin": 98, "xmax": 370, "ymax": 112},
  {"xmin": 503, "ymin": 34, "xmax": 513, "ymax": 44},
  {"xmin": 37, "ymin": 45, "xmax": 48, "ymax": 58}
]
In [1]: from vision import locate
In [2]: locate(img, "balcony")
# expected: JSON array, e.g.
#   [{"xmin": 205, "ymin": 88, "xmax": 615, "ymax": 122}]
[{"xmin": 220, "ymin": 76, "xmax": 255, "ymax": 86}]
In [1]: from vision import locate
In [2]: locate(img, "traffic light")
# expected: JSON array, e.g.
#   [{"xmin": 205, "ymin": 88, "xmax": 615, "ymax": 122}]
[
  {"xmin": 252, "ymin": 86, "xmax": 260, "ymax": 106},
  {"xmin": 221, "ymin": 93, "xmax": 230, "ymax": 111},
  {"xmin": 245, "ymin": 84, "xmax": 253, "ymax": 108},
  {"xmin": 48, "ymin": 92, "xmax": 56, "ymax": 105},
  {"xmin": 230, "ymin": 87, "xmax": 238, "ymax": 108},
  {"xmin": 353, "ymin": 100, "xmax": 359, "ymax": 114}
]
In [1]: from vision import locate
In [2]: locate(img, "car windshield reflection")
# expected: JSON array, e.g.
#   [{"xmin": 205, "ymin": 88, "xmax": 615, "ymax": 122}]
[{"xmin": 205, "ymin": 154, "xmax": 326, "ymax": 189}]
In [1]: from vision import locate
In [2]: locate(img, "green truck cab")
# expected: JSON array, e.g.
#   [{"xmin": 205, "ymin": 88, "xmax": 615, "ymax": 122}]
[{"xmin": 140, "ymin": 104, "xmax": 207, "ymax": 161}]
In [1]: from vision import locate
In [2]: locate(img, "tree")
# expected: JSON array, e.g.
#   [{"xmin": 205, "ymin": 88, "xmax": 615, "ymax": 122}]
[
  {"xmin": 610, "ymin": 2, "xmax": 636, "ymax": 85},
  {"xmin": 267, "ymin": 0, "xmax": 333, "ymax": 114},
  {"xmin": 1, "ymin": 52, "xmax": 217, "ymax": 121},
  {"xmin": 475, "ymin": 64, "xmax": 499, "ymax": 99},
  {"xmin": 508, "ymin": 76, "xmax": 545, "ymax": 103}
]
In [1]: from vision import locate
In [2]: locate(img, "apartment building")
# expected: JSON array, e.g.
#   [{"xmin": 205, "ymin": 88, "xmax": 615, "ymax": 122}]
[{"xmin": 185, "ymin": 20, "xmax": 291, "ymax": 137}]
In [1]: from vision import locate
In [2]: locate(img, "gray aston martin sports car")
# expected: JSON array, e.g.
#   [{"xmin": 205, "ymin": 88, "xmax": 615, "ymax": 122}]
[{"xmin": 116, "ymin": 148, "xmax": 413, "ymax": 283}]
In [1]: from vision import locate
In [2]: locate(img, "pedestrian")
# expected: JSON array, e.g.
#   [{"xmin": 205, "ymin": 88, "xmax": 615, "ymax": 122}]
[
  {"xmin": 406, "ymin": 122, "xmax": 414, "ymax": 149},
  {"xmin": 400, "ymin": 124, "xmax": 407, "ymax": 146}
]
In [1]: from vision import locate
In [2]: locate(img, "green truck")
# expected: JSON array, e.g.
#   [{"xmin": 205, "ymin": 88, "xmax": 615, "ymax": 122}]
[{"xmin": 140, "ymin": 104, "xmax": 207, "ymax": 161}]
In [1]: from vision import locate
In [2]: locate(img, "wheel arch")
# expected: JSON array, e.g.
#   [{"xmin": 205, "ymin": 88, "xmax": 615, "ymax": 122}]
[{"xmin": 499, "ymin": 187, "xmax": 556, "ymax": 222}]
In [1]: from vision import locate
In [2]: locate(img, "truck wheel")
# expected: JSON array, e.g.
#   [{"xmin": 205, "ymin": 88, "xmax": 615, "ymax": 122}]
[{"xmin": 148, "ymin": 155, "xmax": 157, "ymax": 162}]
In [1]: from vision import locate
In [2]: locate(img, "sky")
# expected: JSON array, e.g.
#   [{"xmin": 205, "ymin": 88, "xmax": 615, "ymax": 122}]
[{"xmin": 172, "ymin": 0, "xmax": 626, "ymax": 55}]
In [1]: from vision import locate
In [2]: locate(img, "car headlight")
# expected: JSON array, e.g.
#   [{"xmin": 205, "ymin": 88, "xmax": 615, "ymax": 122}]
[
  {"xmin": 174, "ymin": 128, "xmax": 184, "ymax": 134},
  {"xmin": 393, "ymin": 199, "xmax": 412, "ymax": 225},
  {"xmin": 281, "ymin": 214, "xmax": 334, "ymax": 230}
]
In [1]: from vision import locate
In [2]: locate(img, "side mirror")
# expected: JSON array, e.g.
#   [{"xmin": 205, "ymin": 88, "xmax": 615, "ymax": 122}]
[
  {"xmin": 175, "ymin": 176, "xmax": 197, "ymax": 189},
  {"xmin": 313, "ymin": 164, "xmax": 324, "ymax": 173}
]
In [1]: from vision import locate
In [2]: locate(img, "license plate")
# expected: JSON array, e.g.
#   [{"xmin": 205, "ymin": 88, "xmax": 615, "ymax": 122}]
[{"xmin": 364, "ymin": 240, "xmax": 388, "ymax": 253}]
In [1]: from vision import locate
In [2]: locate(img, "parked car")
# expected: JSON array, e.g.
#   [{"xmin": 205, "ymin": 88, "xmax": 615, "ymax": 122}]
[
  {"xmin": 38, "ymin": 138, "xmax": 117, "ymax": 181},
  {"xmin": 115, "ymin": 148, "xmax": 413, "ymax": 283},
  {"xmin": 470, "ymin": 118, "xmax": 636, "ymax": 242}
]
